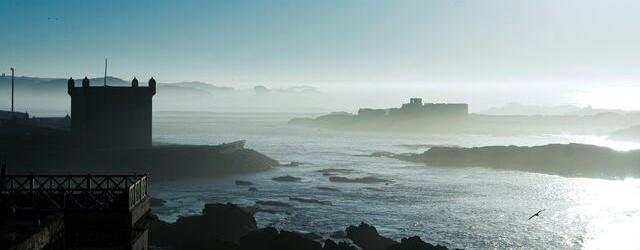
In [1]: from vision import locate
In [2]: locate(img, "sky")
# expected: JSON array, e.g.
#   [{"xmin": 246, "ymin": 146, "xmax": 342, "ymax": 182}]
[{"xmin": 2, "ymin": 0, "xmax": 640, "ymax": 108}]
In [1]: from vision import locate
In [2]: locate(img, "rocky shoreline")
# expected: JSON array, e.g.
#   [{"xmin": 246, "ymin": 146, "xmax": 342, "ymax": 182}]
[
  {"xmin": 149, "ymin": 202, "xmax": 452, "ymax": 250},
  {"xmin": 383, "ymin": 143, "xmax": 640, "ymax": 179}
]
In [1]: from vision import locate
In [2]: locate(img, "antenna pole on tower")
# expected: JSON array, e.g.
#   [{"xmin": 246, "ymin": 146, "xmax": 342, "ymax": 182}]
[{"xmin": 104, "ymin": 58, "xmax": 107, "ymax": 87}]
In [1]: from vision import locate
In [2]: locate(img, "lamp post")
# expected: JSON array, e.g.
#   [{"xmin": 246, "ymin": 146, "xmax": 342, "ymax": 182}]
[{"xmin": 10, "ymin": 67, "xmax": 14, "ymax": 116}]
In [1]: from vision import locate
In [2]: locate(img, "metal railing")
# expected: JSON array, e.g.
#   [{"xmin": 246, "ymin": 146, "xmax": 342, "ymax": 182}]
[{"xmin": 0, "ymin": 174, "xmax": 148, "ymax": 211}]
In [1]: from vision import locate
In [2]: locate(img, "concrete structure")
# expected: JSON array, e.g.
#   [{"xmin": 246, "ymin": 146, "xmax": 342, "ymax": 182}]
[
  {"xmin": 1, "ymin": 174, "xmax": 151, "ymax": 250},
  {"xmin": 68, "ymin": 77, "xmax": 156, "ymax": 149}
]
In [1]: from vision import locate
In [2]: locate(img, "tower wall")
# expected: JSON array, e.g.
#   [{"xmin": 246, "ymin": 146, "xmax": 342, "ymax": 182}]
[{"xmin": 68, "ymin": 79, "xmax": 155, "ymax": 149}]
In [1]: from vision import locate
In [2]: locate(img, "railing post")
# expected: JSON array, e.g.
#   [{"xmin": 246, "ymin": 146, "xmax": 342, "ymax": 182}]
[
  {"xmin": 87, "ymin": 174, "xmax": 91, "ymax": 190},
  {"xmin": 0, "ymin": 163, "xmax": 5, "ymax": 191}
]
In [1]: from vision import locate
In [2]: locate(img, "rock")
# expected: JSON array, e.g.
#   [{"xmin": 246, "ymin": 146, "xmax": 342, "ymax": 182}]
[
  {"xmin": 149, "ymin": 203, "xmax": 256, "ymax": 249},
  {"xmin": 324, "ymin": 239, "xmax": 358, "ymax": 250},
  {"xmin": 236, "ymin": 180, "xmax": 254, "ymax": 186},
  {"xmin": 149, "ymin": 197, "xmax": 166, "ymax": 207},
  {"xmin": 256, "ymin": 200, "xmax": 292, "ymax": 207},
  {"xmin": 1, "ymin": 145, "xmax": 279, "ymax": 180},
  {"xmin": 248, "ymin": 187, "xmax": 258, "ymax": 192},
  {"xmin": 370, "ymin": 151, "xmax": 396, "ymax": 158},
  {"xmin": 317, "ymin": 187, "xmax": 340, "ymax": 192},
  {"xmin": 289, "ymin": 197, "xmax": 332, "ymax": 205},
  {"xmin": 329, "ymin": 176, "xmax": 392, "ymax": 184},
  {"xmin": 302, "ymin": 232, "xmax": 323, "ymax": 241},
  {"xmin": 316, "ymin": 168, "xmax": 355, "ymax": 174},
  {"xmin": 330, "ymin": 230, "xmax": 348, "ymax": 239},
  {"xmin": 239, "ymin": 227, "xmax": 323, "ymax": 250},
  {"xmin": 346, "ymin": 222, "xmax": 398, "ymax": 250},
  {"xmin": 280, "ymin": 161, "xmax": 303, "ymax": 167},
  {"xmin": 149, "ymin": 203, "xmax": 449, "ymax": 250},
  {"xmin": 387, "ymin": 236, "xmax": 449, "ymax": 250},
  {"xmin": 363, "ymin": 187, "xmax": 384, "ymax": 192},
  {"xmin": 241, "ymin": 205, "xmax": 280, "ymax": 215},
  {"xmin": 272, "ymin": 175, "xmax": 302, "ymax": 182},
  {"xmin": 391, "ymin": 143, "xmax": 640, "ymax": 178}
]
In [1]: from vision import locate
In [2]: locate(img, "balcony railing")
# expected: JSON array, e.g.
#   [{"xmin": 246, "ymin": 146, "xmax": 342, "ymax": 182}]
[{"xmin": 0, "ymin": 174, "xmax": 148, "ymax": 211}]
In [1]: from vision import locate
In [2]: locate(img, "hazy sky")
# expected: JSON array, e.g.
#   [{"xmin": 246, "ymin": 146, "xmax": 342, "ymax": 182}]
[{"xmin": 2, "ymin": 0, "xmax": 640, "ymax": 90}]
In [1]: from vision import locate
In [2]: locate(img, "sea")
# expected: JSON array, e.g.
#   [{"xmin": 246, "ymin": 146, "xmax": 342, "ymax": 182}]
[{"xmin": 150, "ymin": 112, "xmax": 640, "ymax": 250}]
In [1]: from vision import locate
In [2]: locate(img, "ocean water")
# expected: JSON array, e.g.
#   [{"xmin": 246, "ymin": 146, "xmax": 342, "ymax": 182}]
[{"xmin": 150, "ymin": 112, "xmax": 640, "ymax": 249}]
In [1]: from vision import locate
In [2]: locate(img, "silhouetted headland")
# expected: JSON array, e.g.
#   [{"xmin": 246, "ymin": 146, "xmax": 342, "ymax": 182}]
[
  {"xmin": 382, "ymin": 143, "xmax": 640, "ymax": 179},
  {"xmin": 0, "ymin": 77, "xmax": 278, "ymax": 179},
  {"xmin": 289, "ymin": 98, "xmax": 640, "ymax": 135}
]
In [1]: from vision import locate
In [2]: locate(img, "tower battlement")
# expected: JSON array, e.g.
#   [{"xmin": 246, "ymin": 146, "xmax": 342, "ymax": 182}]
[{"xmin": 67, "ymin": 77, "xmax": 156, "ymax": 149}]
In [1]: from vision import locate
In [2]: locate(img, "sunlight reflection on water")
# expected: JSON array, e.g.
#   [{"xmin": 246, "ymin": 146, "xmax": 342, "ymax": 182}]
[
  {"xmin": 577, "ymin": 178, "xmax": 640, "ymax": 249},
  {"xmin": 150, "ymin": 112, "xmax": 640, "ymax": 249}
]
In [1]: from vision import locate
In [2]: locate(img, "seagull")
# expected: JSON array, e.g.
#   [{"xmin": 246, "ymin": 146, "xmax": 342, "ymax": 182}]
[{"xmin": 528, "ymin": 209, "xmax": 545, "ymax": 220}]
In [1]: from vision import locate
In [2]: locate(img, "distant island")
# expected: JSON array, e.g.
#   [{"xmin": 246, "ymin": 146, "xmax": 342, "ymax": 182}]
[
  {"xmin": 290, "ymin": 98, "xmax": 640, "ymax": 135},
  {"xmin": 378, "ymin": 143, "xmax": 640, "ymax": 179}
]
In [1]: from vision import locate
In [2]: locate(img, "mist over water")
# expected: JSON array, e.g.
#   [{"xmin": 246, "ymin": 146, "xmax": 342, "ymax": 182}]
[
  {"xmin": 5, "ymin": 1, "xmax": 640, "ymax": 249},
  {"xmin": 150, "ymin": 112, "xmax": 640, "ymax": 249},
  {"xmin": 4, "ymin": 75, "xmax": 633, "ymax": 116}
]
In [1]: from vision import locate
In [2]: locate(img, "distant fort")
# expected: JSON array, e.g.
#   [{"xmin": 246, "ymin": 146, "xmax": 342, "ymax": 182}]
[{"xmin": 357, "ymin": 98, "xmax": 468, "ymax": 119}]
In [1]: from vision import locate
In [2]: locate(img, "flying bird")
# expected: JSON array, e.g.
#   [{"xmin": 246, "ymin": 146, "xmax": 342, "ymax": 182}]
[{"xmin": 528, "ymin": 209, "xmax": 545, "ymax": 220}]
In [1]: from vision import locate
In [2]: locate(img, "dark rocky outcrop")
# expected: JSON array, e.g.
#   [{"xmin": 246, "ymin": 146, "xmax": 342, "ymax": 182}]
[
  {"xmin": 317, "ymin": 186, "xmax": 340, "ymax": 192},
  {"xmin": 239, "ymin": 227, "xmax": 322, "ymax": 250},
  {"xmin": 346, "ymin": 222, "xmax": 398, "ymax": 250},
  {"xmin": 289, "ymin": 197, "xmax": 332, "ymax": 205},
  {"xmin": 317, "ymin": 168, "xmax": 356, "ymax": 174},
  {"xmin": 149, "ymin": 203, "xmax": 257, "ymax": 249},
  {"xmin": 272, "ymin": 175, "xmax": 302, "ymax": 182},
  {"xmin": 240, "ymin": 206, "xmax": 280, "ymax": 215},
  {"xmin": 256, "ymin": 200, "xmax": 292, "ymax": 207},
  {"xmin": 324, "ymin": 239, "xmax": 359, "ymax": 250},
  {"xmin": 236, "ymin": 180, "xmax": 254, "ymax": 186},
  {"xmin": 387, "ymin": 236, "xmax": 449, "ymax": 250},
  {"xmin": 248, "ymin": 187, "xmax": 258, "ymax": 192},
  {"xmin": 389, "ymin": 143, "xmax": 640, "ymax": 179},
  {"xmin": 329, "ymin": 176, "xmax": 392, "ymax": 184},
  {"xmin": 2, "ymin": 146, "xmax": 279, "ymax": 180},
  {"xmin": 150, "ymin": 203, "xmax": 451, "ymax": 250},
  {"xmin": 330, "ymin": 230, "xmax": 348, "ymax": 239},
  {"xmin": 302, "ymin": 232, "xmax": 323, "ymax": 241}
]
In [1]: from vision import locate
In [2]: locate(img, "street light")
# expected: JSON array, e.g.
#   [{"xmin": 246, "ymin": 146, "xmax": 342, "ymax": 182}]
[{"xmin": 10, "ymin": 67, "xmax": 14, "ymax": 116}]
